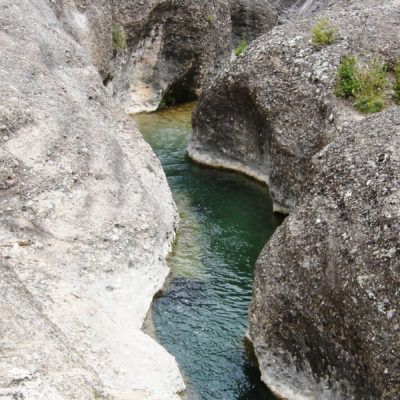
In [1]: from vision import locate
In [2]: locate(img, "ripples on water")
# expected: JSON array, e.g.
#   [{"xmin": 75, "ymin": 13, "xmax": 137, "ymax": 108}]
[{"xmin": 134, "ymin": 103, "xmax": 282, "ymax": 400}]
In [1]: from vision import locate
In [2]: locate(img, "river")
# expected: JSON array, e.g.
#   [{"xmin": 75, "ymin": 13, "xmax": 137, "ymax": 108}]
[{"xmin": 134, "ymin": 103, "xmax": 282, "ymax": 400}]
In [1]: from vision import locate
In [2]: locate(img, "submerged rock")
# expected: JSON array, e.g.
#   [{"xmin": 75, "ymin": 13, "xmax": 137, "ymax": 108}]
[
  {"xmin": 189, "ymin": 0, "xmax": 400, "ymax": 213},
  {"xmin": 249, "ymin": 108, "xmax": 400, "ymax": 399},
  {"xmin": 0, "ymin": 1, "xmax": 183, "ymax": 399}
]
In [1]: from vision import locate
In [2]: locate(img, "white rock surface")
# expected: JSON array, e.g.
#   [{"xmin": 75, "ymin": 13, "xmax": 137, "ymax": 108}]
[{"xmin": 0, "ymin": 0, "xmax": 184, "ymax": 399}]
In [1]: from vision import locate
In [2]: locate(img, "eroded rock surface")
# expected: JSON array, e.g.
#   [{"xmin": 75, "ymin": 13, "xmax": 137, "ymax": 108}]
[
  {"xmin": 250, "ymin": 108, "xmax": 400, "ymax": 399},
  {"xmin": 189, "ymin": 0, "xmax": 400, "ymax": 212},
  {"xmin": 0, "ymin": 1, "xmax": 183, "ymax": 399},
  {"xmin": 103, "ymin": 0, "xmax": 312, "ymax": 114},
  {"xmin": 109, "ymin": 0, "xmax": 232, "ymax": 113}
]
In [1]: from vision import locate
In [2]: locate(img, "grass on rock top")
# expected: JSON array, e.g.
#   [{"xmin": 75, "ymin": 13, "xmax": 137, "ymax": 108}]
[
  {"xmin": 235, "ymin": 40, "xmax": 248, "ymax": 57},
  {"xmin": 335, "ymin": 56, "xmax": 388, "ymax": 114}
]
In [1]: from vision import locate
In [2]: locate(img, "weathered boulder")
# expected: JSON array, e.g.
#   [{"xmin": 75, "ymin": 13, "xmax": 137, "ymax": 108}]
[
  {"xmin": 0, "ymin": 1, "xmax": 183, "ymax": 399},
  {"xmin": 228, "ymin": 0, "xmax": 279, "ymax": 47},
  {"xmin": 109, "ymin": 0, "xmax": 232, "ymax": 113},
  {"xmin": 189, "ymin": 0, "xmax": 400, "ymax": 213},
  {"xmin": 249, "ymin": 108, "xmax": 400, "ymax": 399}
]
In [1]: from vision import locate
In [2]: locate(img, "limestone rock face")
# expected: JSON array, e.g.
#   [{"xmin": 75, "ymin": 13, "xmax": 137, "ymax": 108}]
[
  {"xmin": 0, "ymin": 1, "xmax": 183, "ymax": 399},
  {"xmin": 190, "ymin": 2, "xmax": 400, "ymax": 396},
  {"xmin": 189, "ymin": 0, "xmax": 400, "ymax": 213},
  {"xmin": 249, "ymin": 108, "xmax": 400, "ymax": 399},
  {"xmin": 109, "ymin": 0, "xmax": 232, "ymax": 113}
]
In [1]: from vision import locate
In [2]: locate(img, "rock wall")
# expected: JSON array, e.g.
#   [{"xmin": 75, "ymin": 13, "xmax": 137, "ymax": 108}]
[
  {"xmin": 0, "ymin": 1, "xmax": 183, "ymax": 399},
  {"xmin": 250, "ymin": 108, "xmax": 400, "ymax": 399},
  {"xmin": 109, "ymin": 0, "xmax": 232, "ymax": 113},
  {"xmin": 107, "ymin": 0, "xmax": 302, "ymax": 114},
  {"xmin": 189, "ymin": 0, "xmax": 400, "ymax": 213}
]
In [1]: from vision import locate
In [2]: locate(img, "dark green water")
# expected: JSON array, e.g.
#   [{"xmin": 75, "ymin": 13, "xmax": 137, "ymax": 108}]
[{"xmin": 134, "ymin": 103, "xmax": 281, "ymax": 400}]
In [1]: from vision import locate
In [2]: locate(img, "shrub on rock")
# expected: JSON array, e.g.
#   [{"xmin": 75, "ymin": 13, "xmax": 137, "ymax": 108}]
[
  {"xmin": 335, "ymin": 56, "xmax": 388, "ymax": 114},
  {"xmin": 312, "ymin": 18, "xmax": 336, "ymax": 47}
]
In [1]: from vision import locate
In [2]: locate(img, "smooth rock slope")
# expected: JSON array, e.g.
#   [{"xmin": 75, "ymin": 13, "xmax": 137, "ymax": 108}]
[{"xmin": 0, "ymin": 1, "xmax": 183, "ymax": 399}]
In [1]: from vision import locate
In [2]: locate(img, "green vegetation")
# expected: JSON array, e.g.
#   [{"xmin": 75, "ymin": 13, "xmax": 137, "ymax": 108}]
[
  {"xmin": 335, "ymin": 56, "xmax": 388, "ymax": 114},
  {"xmin": 207, "ymin": 15, "xmax": 215, "ymax": 24},
  {"xmin": 158, "ymin": 95, "xmax": 176, "ymax": 109},
  {"xmin": 112, "ymin": 22, "xmax": 126, "ymax": 51},
  {"xmin": 335, "ymin": 56, "xmax": 360, "ymax": 97},
  {"xmin": 394, "ymin": 61, "xmax": 400, "ymax": 103},
  {"xmin": 312, "ymin": 18, "xmax": 336, "ymax": 47},
  {"xmin": 353, "ymin": 61, "xmax": 388, "ymax": 113},
  {"xmin": 235, "ymin": 40, "xmax": 248, "ymax": 57}
]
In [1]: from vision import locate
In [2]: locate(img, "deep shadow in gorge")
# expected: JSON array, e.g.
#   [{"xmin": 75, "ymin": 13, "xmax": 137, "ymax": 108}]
[
  {"xmin": 159, "ymin": 67, "xmax": 199, "ymax": 107},
  {"xmin": 134, "ymin": 103, "xmax": 283, "ymax": 400}
]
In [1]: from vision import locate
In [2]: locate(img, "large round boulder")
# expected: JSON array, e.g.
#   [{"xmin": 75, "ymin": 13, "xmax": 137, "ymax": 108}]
[
  {"xmin": 228, "ymin": 0, "xmax": 279, "ymax": 47},
  {"xmin": 249, "ymin": 108, "xmax": 400, "ymax": 399}
]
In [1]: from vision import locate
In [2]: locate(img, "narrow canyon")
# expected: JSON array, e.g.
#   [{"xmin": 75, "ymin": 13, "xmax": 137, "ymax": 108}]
[{"xmin": 0, "ymin": 1, "xmax": 398, "ymax": 400}]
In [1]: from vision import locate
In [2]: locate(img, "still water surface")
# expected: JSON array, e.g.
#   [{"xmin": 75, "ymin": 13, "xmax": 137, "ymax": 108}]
[{"xmin": 134, "ymin": 103, "xmax": 281, "ymax": 400}]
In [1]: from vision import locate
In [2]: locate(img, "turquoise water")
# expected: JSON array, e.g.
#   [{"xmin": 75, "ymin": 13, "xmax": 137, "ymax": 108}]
[{"xmin": 134, "ymin": 103, "xmax": 281, "ymax": 400}]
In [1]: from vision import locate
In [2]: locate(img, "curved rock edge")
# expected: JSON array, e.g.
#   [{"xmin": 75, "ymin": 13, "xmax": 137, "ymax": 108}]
[{"xmin": 187, "ymin": 144, "xmax": 290, "ymax": 214}]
